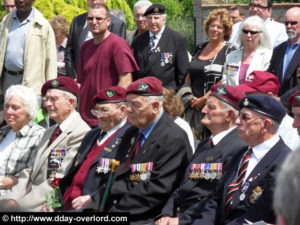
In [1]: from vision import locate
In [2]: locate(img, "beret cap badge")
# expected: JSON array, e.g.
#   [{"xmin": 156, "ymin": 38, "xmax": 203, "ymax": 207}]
[
  {"xmin": 154, "ymin": 7, "xmax": 159, "ymax": 13},
  {"xmin": 138, "ymin": 82, "xmax": 149, "ymax": 92},
  {"xmin": 295, "ymin": 95, "xmax": 300, "ymax": 103},
  {"xmin": 106, "ymin": 89, "xmax": 115, "ymax": 98},
  {"xmin": 243, "ymin": 98, "xmax": 249, "ymax": 107},
  {"xmin": 51, "ymin": 79, "xmax": 59, "ymax": 88},
  {"xmin": 217, "ymin": 86, "xmax": 227, "ymax": 96}
]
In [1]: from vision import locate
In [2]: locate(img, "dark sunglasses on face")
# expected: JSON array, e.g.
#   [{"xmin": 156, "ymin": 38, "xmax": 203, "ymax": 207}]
[
  {"xmin": 242, "ymin": 29, "xmax": 261, "ymax": 35},
  {"xmin": 86, "ymin": 16, "xmax": 108, "ymax": 22},
  {"xmin": 284, "ymin": 21, "xmax": 298, "ymax": 26}
]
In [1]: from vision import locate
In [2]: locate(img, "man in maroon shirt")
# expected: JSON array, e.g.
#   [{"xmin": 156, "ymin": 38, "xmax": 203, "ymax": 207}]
[{"xmin": 77, "ymin": 4, "xmax": 139, "ymax": 127}]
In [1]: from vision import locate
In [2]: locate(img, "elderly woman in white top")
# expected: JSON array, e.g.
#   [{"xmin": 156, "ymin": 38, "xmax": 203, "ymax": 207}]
[
  {"xmin": 0, "ymin": 85, "xmax": 45, "ymax": 195},
  {"xmin": 222, "ymin": 15, "xmax": 272, "ymax": 85}
]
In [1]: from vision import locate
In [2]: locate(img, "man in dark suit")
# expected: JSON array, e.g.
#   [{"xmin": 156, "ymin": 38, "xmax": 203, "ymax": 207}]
[
  {"xmin": 65, "ymin": 0, "xmax": 126, "ymax": 78},
  {"xmin": 106, "ymin": 77, "xmax": 192, "ymax": 224},
  {"xmin": 191, "ymin": 95, "xmax": 291, "ymax": 225},
  {"xmin": 131, "ymin": 4, "xmax": 189, "ymax": 91},
  {"xmin": 155, "ymin": 84, "xmax": 247, "ymax": 225},
  {"xmin": 267, "ymin": 7, "xmax": 300, "ymax": 96},
  {"xmin": 58, "ymin": 86, "xmax": 130, "ymax": 211}
]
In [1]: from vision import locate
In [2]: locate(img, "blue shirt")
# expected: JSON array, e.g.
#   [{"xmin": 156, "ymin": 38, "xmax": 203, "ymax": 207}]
[
  {"xmin": 139, "ymin": 110, "xmax": 164, "ymax": 147},
  {"xmin": 5, "ymin": 8, "xmax": 34, "ymax": 71},
  {"xmin": 282, "ymin": 40, "xmax": 300, "ymax": 83}
]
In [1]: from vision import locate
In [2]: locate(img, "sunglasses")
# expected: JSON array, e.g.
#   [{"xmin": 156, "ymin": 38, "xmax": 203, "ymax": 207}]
[
  {"xmin": 86, "ymin": 16, "xmax": 108, "ymax": 22},
  {"xmin": 242, "ymin": 29, "xmax": 261, "ymax": 35},
  {"xmin": 284, "ymin": 21, "xmax": 298, "ymax": 26}
]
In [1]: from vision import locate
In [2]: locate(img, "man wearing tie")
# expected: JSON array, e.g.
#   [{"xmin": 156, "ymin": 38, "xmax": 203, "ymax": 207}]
[
  {"xmin": 58, "ymin": 86, "xmax": 130, "ymax": 211},
  {"xmin": 131, "ymin": 4, "xmax": 189, "ymax": 91},
  {"xmin": 191, "ymin": 95, "xmax": 291, "ymax": 225},
  {"xmin": 0, "ymin": 77, "xmax": 90, "ymax": 211},
  {"xmin": 106, "ymin": 77, "xmax": 192, "ymax": 224}
]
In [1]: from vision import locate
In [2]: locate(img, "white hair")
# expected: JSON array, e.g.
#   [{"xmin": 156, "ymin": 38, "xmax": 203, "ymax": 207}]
[
  {"xmin": 62, "ymin": 91, "xmax": 78, "ymax": 108},
  {"xmin": 220, "ymin": 100, "xmax": 239, "ymax": 119},
  {"xmin": 237, "ymin": 15, "xmax": 272, "ymax": 50},
  {"xmin": 134, "ymin": 0, "xmax": 152, "ymax": 12},
  {"xmin": 5, "ymin": 85, "xmax": 39, "ymax": 120},
  {"xmin": 145, "ymin": 95, "xmax": 163, "ymax": 108}
]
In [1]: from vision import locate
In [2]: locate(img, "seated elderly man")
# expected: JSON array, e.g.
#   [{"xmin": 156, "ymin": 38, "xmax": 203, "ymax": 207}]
[
  {"xmin": 106, "ymin": 77, "xmax": 193, "ymax": 224},
  {"xmin": 0, "ymin": 85, "xmax": 45, "ymax": 196},
  {"xmin": 0, "ymin": 77, "xmax": 90, "ymax": 211},
  {"xmin": 191, "ymin": 95, "xmax": 291, "ymax": 225},
  {"xmin": 58, "ymin": 86, "xmax": 130, "ymax": 211}
]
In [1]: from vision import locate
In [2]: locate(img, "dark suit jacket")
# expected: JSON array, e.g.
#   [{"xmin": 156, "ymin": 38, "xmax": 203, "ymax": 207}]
[
  {"xmin": 267, "ymin": 41, "xmax": 300, "ymax": 96},
  {"xmin": 158, "ymin": 128, "xmax": 247, "ymax": 225},
  {"xmin": 107, "ymin": 112, "xmax": 193, "ymax": 224},
  {"xmin": 131, "ymin": 27, "xmax": 189, "ymax": 90},
  {"xmin": 65, "ymin": 12, "xmax": 126, "ymax": 78},
  {"xmin": 191, "ymin": 138, "xmax": 291, "ymax": 225},
  {"xmin": 59, "ymin": 121, "xmax": 131, "ymax": 210}
]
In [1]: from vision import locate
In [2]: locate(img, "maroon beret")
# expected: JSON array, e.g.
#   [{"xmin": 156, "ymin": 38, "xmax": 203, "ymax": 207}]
[
  {"xmin": 93, "ymin": 86, "xmax": 127, "ymax": 106},
  {"xmin": 41, "ymin": 77, "xmax": 79, "ymax": 97},
  {"xmin": 126, "ymin": 77, "xmax": 163, "ymax": 96},
  {"xmin": 210, "ymin": 84, "xmax": 246, "ymax": 109},
  {"xmin": 288, "ymin": 90, "xmax": 300, "ymax": 106},
  {"xmin": 237, "ymin": 71, "xmax": 280, "ymax": 95}
]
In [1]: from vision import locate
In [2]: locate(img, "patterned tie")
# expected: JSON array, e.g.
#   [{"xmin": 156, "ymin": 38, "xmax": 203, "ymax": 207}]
[
  {"xmin": 124, "ymin": 133, "xmax": 143, "ymax": 168},
  {"xmin": 97, "ymin": 131, "xmax": 107, "ymax": 146},
  {"xmin": 206, "ymin": 137, "xmax": 213, "ymax": 147},
  {"xmin": 48, "ymin": 126, "xmax": 62, "ymax": 146},
  {"xmin": 149, "ymin": 35, "xmax": 156, "ymax": 57},
  {"xmin": 225, "ymin": 148, "xmax": 252, "ymax": 211}
]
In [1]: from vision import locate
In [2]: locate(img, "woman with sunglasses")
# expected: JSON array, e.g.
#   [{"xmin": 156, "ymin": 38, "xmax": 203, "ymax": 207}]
[{"xmin": 222, "ymin": 15, "xmax": 272, "ymax": 85}]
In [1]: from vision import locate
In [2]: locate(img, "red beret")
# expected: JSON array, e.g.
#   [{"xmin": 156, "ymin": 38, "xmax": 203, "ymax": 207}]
[
  {"xmin": 41, "ymin": 77, "xmax": 79, "ymax": 97},
  {"xmin": 93, "ymin": 86, "xmax": 127, "ymax": 106},
  {"xmin": 210, "ymin": 84, "xmax": 246, "ymax": 109},
  {"xmin": 126, "ymin": 77, "xmax": 163, "ymax": 96},
  {"xmin": 237, "ymin": 71, "xmax": 280, "ymax": 95},
  {"xmin": 288, "ymin": 90, "xmax": 300, "ymax": 106}
]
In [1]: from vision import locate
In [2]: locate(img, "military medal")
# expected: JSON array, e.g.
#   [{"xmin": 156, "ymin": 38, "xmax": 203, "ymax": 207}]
[
  {"xmin": 210, "ymin": 163, "xmax": 217, "ymax": 180},
  {"xmin": 204, "ymin": 163, "xmax": 210, "ymax": 180},
  {"xmin": 239, "ymin": 192, "xmax": 246, "ymax": 201},
  {"xmin": 164, "ymin": 53, "xmax": 169, "ymax": 64},
  {"xmin": 160, "ymin": 53, "xmax": 165, "ymax": 67},
  {"xmin": 240, "ymin": 182, "xmax": 249, "ymax": 201},
  {"xmin": 140, "ymin": 173, "xmax": 147, "ymax": 180},
  {"xmin": 96, "ymin": 158, "xmax": 111, "ymax": 174},
  {"xmin": 189, "ymin": 164, "xmax": 196, "ymax": 180},
  {"xmin": 216, "ymin": 163, "xmax": 222, "ymax": 179}
]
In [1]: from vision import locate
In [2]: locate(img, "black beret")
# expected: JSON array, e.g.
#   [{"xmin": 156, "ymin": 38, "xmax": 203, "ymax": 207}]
[
  {"xmin": 144, "ymin": 4, "xmax": 166, "ymax": 16},
  {"xmin": 41, "ymin": 77, "xmax": 79, "ymax": 97},
  {"xmin": 238, "ymin": 95, "xmax": 286, "ymax": 123},
  {"xmin": 93, "ymin": 86, "xmax": 127, "ymax": 106}
]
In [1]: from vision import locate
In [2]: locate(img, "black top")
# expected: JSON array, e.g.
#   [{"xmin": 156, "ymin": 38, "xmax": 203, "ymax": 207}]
[{"xmin": 188, "ymin": 42, "xmax": 236, "ymax": 97}]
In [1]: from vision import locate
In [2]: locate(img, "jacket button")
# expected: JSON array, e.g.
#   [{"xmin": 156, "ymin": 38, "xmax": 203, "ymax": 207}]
[
  {"xmin": 113, "ymin": 200, "xmax": 117, "ymax": 204},
  {"xmin": 176, "ymin": 207, "xmax": 180, "ymax": 212}
]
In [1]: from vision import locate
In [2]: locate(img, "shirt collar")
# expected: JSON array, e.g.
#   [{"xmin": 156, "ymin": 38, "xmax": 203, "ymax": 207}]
[
  {"xmin": 16, "ymin": 120, "xmax": 34, "ymax": 137},
  {"xmin": 140, "ymin": 110, "xmax": 164, "ymax": 139},
  {"xmin": 104, "ymin": 119, "xmax": 127, "ymax": 138},
  {"xmin": 251, "ymin": 134, "xmax": 280, "ymax": 160},
  {"xmin": 13, "ymin": 7, "xmax": 34, "ymax": 23},
  {"xmin": 59, "ymin": 111, "xmax": 77, "ymax": 132},
  {"xmin": 149, "ymin": 25, "xmax": 165, "ymax": 40},
  {"xmin": 211, "ymin": 126, "xmax": 237, "ymax": 146}
]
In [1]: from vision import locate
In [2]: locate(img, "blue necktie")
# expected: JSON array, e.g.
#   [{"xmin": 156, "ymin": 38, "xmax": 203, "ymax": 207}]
[{"xmin": 149, "ymin": 35, "xmax": 156, "ymax": 57}]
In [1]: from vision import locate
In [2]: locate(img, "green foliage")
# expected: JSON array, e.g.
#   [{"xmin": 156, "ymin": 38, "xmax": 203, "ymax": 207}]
[{"xmin": 106, "ymin": 0, "xmax": 134, "ymax": 29}]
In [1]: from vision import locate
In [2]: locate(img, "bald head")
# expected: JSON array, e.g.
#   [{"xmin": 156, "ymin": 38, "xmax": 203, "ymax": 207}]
[{"xmin": 285, "ymin": 7, "xmax": 300, "ymax": 44}]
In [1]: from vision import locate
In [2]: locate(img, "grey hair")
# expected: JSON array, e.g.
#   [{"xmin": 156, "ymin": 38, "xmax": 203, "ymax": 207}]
[
  {"xmin": 273, "ymin": 149, "xmax": 300, "ymax": 225},
  {"xmin": 252, "ymin": 111, "xmax": 280, "ymax": 133},
  {"xmin": 220, "ymin": 100, "xmax": 239, "ymax": 119},
  {"xmin": 62, "ymin": 91, "xmax": 78, "ymax": 108},
  {"xmin": 145, "ymin": 95, "xmax": 163, "ymax": 108},
  {"xmin": 5, "ymin": 85, "xmax": 39, "ymax": 120},
  {"xmin": 133, "ymin": 0, "xmax": 152, "ymax": 12},
  {"xmin": 237, "ymin": 15, "xmax": 272, "ymax": 50}
]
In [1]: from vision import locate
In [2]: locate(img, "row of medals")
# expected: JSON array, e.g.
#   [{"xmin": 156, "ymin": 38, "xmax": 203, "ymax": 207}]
[
  {"xmin": 129, "ymin": 171, "xmax": 151, "ymax": 181},
  {"xmin": 161, "ymin": 57, "xmax": 172, "ymax": 67},
  {"xmin": 189, "ymin": 170, "xmax": 222, "ymax": 180}
]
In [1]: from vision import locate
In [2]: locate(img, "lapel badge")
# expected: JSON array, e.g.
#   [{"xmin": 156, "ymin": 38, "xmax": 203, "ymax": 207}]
[
  {"xmin": 243, "ymin": 98, "xmax": 249, "ymax": 107},
  {"xmin": 130, "ymin": 137, "xmax": 135, "ymax": 146},
  {"xmin": 249, "ymin": 186, "xmax": 263, "ymax": 204},
  {"xmin": 206, "ymin": 156, "xmax": 213, "ymax": 162},
  {"xmin": 104, "ymin": 147, "xmax": 112, "ymax": 152}
]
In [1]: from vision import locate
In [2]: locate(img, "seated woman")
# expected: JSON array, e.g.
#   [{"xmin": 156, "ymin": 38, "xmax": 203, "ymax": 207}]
[
  {"xmin": 222, "ymin": 15, "xmax": 272, "ymax": 85},
  {"xmin": 163, "ymin": 88, "xmax": 195, "ymax": 153},
  {"xmin": 0, "ymin": 85, "xmax": 45, "ymax": 196}
]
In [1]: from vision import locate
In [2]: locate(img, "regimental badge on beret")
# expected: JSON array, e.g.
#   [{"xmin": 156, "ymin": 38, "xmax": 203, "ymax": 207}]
[
  {"xmin": 154, "ymin": 7, "xmax": 159, "ymax": 13},
  {"xmin": 295, "ymin": 95, "xmax": 300, "ymax": 103},
  {"xmin": 217, "ymin": 85, "xmax": 227, "ymax": 96},
  {"xmin": 51, "ymin": 79, "xmax": 59, "ymax": 88},
  {"xmin": 106, "ymin": 89, "xmax": 115, "ymax": 98},
  {"xmin": 138, "ymin": 82, "xmax": 149, "ymax": 92},
  {"xmin": 243, "ymin": 98, "xmax": 249, "ymax": 106}
]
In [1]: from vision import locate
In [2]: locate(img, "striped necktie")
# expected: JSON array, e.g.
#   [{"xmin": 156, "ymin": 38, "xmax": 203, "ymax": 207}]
[
  {"xmin": 225, "ymin": 148, "xmax": 252, "ymax": 211},
  {"xmin": 149, "ymin": 35, "xmax": 156, "ymax": 57}
]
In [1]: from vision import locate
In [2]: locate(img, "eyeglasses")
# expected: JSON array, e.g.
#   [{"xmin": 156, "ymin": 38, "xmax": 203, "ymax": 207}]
[
  {"xmin": 90, "ymin": 105, "xmax": 121, "ymax": 117},
  {"xmin": 249, "ymin": 3, "xmax": 268, "ymax": 11},
  {"xmin": 86, "ymin": 16, "xmax": 108, "ymax": 23},
  {"xmin": 239, "ymin": 113, "xmax": 263, "ymax": 122},
  {"xmin": 4, "ymin": 5, "xmax": 15, "ymax": 9},
  {"xmin": 242, "ymin": 29, "xmax": 261, "ymax": 35},
  {"xmin": 284, "ymin": 21, "xmax": 298, "ymax": 26}
]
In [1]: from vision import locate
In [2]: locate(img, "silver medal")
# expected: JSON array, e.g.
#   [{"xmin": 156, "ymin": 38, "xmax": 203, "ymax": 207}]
[
  {"xmin": 140, "ymin": 173, "xmax": 147, "ymax": 180},
  {"xmin": 240, "ymin": 192, "xmax": 246, "ymax": 201},
  {"xmin": 161, "ymin": 61, "xmax": 165, "ymax": 67}
]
